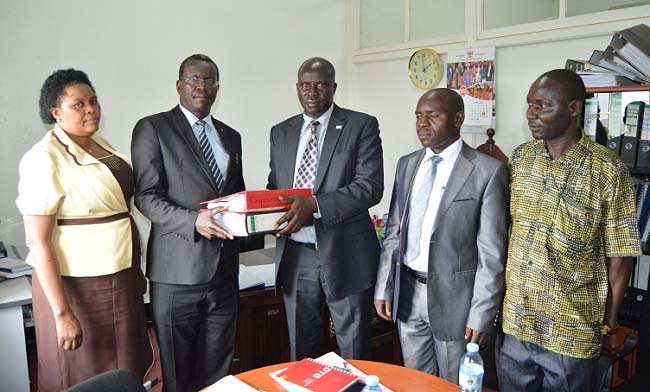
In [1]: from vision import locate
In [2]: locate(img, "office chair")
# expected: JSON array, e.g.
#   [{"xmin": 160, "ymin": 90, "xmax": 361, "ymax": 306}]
[
  {"xmin": 597, "ymin": 330, "xmax": 639, "ymax": 392},
  {"xmin": 64, "ymin": 370, "xmax": 148, "ymax": 392}
]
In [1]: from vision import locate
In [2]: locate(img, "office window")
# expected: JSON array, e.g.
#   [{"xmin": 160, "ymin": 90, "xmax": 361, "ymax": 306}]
[
  {"xmin": 483, "ymin": 0, "xmax": 559, "ymax": 29},
  {"xmin": 410, "ymin": 0, "xmax": 464, "ymax": 41},
  {"xmin": 360, "ymin": 0, "xmax": 405, "ymax": 48},
  {"xmin": 566, "ymin": 0, "xmax": 650, "ymax": 16}
]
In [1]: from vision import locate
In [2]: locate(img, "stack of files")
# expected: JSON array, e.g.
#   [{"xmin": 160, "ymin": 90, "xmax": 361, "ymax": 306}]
[
  {"xmin": 202, "ymin": 188, "xmax": 312, "ymax": 236},
  {"xmin": 583, "ymin": 24, "xmax": 650, "ymax": 86},
  {"xmin": 610, "ymin": 24, "xmax": 650, "ymax": 82},
  {"xmin": 0, "ymin": 256, "xmax": 32, "ymax": 279},
  {"xmin": 565, "ymin": 59, "xmax": 639, "ymax": 87}
]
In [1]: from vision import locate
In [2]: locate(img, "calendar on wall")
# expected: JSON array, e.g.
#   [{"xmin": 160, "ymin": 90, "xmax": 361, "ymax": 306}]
[{"xmin": 447, "ymin": 46, "xmax": 495, "ymax": 133}]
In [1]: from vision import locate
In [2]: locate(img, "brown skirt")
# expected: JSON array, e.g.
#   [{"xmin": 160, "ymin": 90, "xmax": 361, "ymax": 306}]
[{"xmin": 32, "ymin": 264, "xmax": 153, "ymax": 391}]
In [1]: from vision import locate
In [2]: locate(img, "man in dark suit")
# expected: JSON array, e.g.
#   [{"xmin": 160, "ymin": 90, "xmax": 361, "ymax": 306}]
[
  {"xmin": 131, "ymin": 54, "xmax": 243, "ymax": 392},
  {"xmin": 267, "ymin": 57, "xmax": 383, "ymax": 361},
  {"xmin": 374, "ymin": 88, "xmax": 509, "ymax": 383}
]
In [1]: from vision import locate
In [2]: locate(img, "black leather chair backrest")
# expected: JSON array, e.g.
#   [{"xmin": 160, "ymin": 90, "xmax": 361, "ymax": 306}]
[{"xmin": 64, "ymin": 370, "xmax": 146, "ymax": 392}]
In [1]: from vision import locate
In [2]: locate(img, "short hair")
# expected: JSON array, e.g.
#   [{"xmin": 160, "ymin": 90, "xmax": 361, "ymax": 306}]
[
  {"xmin": 535, "ymin": 69, "xmax": 586, "ymax": 104},
  {"xmin": 297, "ymin": 57, "xmax": 336, "ymax": 81},
  {"xmin": 178, "ymin": 54, "xmax": 219, "ymax": 81},
  {"xmin": 424, "ymin": 88, "xmax": 464, "ymax": 114},
  {"xmin": 39, "ymin": 68, "xmax": 95, "ymax": 124}
]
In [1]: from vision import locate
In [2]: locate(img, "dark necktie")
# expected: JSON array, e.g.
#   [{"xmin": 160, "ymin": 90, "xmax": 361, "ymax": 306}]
[
  {"xmin": 294, "ymin": 120, "xmax": 320, "ymax": 189},
  {"xmin": 195, "ymin": 120, "xmax": 225, "ymax": 191}
]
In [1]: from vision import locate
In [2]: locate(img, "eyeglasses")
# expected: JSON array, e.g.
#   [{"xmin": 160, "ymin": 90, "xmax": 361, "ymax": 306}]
[
  {"xmin": 182, "ymin": 76, "xmax": 219, "ymax": 88},
  {"xmin": 298, "ymin": 81, "xmax": 332, "ymax": 91}
]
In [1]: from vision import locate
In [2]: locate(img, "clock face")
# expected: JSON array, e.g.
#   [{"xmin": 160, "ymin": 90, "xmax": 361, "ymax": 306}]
[{"xmin": 408, "ymin": 49, "xmax": 442, "ymax": 90}]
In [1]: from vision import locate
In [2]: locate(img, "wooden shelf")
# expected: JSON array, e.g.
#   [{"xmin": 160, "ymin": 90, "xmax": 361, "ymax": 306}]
[{"xmin": 586, "ymin": 85, "xmax": 650, "ymax": 93}]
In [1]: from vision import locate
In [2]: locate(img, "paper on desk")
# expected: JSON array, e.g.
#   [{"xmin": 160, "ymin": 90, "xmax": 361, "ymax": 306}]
[
  {"xmin": 201, "ymin": 375, "xmax": 258, "ymax": 391},
  {"xmin": 315, "ymin": 352, "xmax": 394, "ymax": 392},
  {"xmin": 239, "ymin": 263, "xmax": 275, "ymax": 291}
]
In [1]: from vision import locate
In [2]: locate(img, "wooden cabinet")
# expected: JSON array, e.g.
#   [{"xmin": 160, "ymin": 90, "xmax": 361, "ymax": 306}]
[
  {"xmin": 231, "ymin": 288, "xmax": 290, "ymax": 374},
  {"xmin": 231, "ymin": 286, "xmax": 402, "ymax": 374}
]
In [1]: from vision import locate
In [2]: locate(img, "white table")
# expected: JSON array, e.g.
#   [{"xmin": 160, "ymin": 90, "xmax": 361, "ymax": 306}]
[{"xmin": 0, "ymin": 276, "xmax": 32, "ymax": 391}]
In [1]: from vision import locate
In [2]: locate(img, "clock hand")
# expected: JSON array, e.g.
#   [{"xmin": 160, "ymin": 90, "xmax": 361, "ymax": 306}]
[{"xmin": 423, "ymin": 61, "xmax": 433, "ymax": 72}]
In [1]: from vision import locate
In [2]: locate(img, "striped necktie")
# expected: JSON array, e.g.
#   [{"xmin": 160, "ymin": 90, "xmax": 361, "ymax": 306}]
[
  {"xmin": 406, "ymin": 155, "xmax": 443, "ymax": 261},
  {"xmin": 195, "ymin": 120, "xmax": 225, "ymax": 191},
  {"xmin": 294, "ymin": 120, "xmax": 320, "ymax": 189}
]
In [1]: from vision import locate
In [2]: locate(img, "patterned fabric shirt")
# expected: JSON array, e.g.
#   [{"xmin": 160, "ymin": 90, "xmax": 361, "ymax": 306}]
[{"xmin": 502, "ymin": 134, "xmax": 641, "ymax": 358}]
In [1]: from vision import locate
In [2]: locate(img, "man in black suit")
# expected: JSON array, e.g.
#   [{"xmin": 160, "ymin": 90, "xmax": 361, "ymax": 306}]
[
  {"xmin": 267, "ymin": 57, "xmax": 384, "ymax": 360},
  {"xmin": 131, "ymin": 54, "xmax": 243, "ymax": 392}
]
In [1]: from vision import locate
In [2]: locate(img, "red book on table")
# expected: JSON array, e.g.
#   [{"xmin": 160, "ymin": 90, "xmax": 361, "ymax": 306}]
[
  {"xmin": 274, "ymin": 358, "xmax": 360, "ymax": 391},
  {"xmin": 202, "ymin": 188, "xmax": 313, "ymax": 213}
]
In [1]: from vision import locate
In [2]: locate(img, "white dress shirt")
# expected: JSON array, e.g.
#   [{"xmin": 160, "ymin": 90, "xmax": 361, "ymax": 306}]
[
  {"xmin": 404, "ymin": 138, "xmax": 463, "ymax": 272},
  {"xmin": 290, "ymin": 104, "xmax": 334, "ymax": 244},
  {"xmin": 179, "ymin": 104, "xmax": 229, "ymax": 182}
]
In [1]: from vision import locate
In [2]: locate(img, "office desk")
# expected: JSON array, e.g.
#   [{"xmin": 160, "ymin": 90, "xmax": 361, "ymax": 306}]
[
  {"xmin": 236, "ymin": 360, "xmax": 459, "ymax": 392},
  {"xmin": 0, "ymin": 276, "xmax": 32, "ymax": 392}
]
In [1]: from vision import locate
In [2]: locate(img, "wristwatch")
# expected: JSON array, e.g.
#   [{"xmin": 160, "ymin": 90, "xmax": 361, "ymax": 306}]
[{"xmin": 602, "ymin": 323, "xmax": 619, "ymax": 336}]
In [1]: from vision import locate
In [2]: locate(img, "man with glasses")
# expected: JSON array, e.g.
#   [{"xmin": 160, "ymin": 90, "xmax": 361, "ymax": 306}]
[
  {"xmin": 267, "ymin": 57, "xmax": 384, "ymax": 360},
  {"xmin": 131, "ymin": 54, "xmax": 246, "ymax": 392}
]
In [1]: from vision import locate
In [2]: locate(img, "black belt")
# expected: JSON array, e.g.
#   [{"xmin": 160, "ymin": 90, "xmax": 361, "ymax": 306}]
[{"xmin": 403, "ymin": 264, "xmax": 427, "ymax": 284}]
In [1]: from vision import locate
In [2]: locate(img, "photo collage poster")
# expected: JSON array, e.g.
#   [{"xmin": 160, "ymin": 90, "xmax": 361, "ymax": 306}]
[{"xmin": 447, "ymin": 46, "xmax": 496, "ymax": 133}]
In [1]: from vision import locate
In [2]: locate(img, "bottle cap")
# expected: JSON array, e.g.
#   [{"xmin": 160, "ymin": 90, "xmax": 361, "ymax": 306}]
[
  {"xmin": 366, "ymin": 375, "xmax": 379, "ymax": 386},
  {"xmin": 467, "ymin": 342, "xmax": 479, "ymax": 353}
]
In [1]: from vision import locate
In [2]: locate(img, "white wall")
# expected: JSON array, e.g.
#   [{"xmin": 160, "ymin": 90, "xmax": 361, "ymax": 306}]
[
  {"xmin": 0, "ymin": 0, "xmax": 347, "ymax": 254},
  {"xmin": 349, "ymin": 27, "xmax": 650, "ymax": 215}
]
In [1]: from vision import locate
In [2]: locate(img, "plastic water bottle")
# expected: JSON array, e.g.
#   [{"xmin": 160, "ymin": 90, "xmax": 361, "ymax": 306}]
[
  {"xmin": 362, "ymin": 375, "xmax": 382, "ymax": 391},
  {"xmin": 459, "ymin": 342, "xmax": 484, "ymax": 392}
]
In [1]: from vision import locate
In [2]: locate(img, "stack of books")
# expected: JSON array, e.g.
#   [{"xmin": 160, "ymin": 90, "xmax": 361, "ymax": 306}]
[
  {"xmin": 566, "ymin": 24, "xmax": 650, "ymax": 87},
  {"xmin": 202, "ymin": 188, "xmax": 312, "ymax": 236}
]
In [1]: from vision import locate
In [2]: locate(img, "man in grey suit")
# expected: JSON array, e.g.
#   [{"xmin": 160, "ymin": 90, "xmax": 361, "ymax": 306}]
[
  {"xmin": 131, "ymin": 54, "xmax": 247, "ymax": 392},
  {"xmin": 374, "ymin": 88, "xmax": 508, "ymax": 383},
  {"xmin": 267, "ymin": 57, "xmax": 383, "ymax": 361}
]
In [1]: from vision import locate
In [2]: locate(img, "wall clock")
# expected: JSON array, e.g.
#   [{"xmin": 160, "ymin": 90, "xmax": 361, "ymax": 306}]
[{"xmin": 408, "ymin": 48, "xmax": 442, "ymax": 89}]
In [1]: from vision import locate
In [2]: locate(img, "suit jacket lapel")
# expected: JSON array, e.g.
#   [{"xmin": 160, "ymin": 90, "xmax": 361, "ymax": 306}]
[
  {"xmin": 400, "ymin": 149, "xmax": 426, "ymax": 231},
  {"xmin": 279, "ymin": 115, "xmax": 303, "ymax": 189},
  {"xmin": 314, "ymin": 105, "xmax": 345, "ymax": 192},
  {"xmin": 432, "ymin": 142, "xmax": 475, "ymax": 233},
  {"xmin": 172, "ymin": 106, "xmax": 219, "ymax": 194},
  {"xmin": 213, "ymin": 117, "xmax": 238, "ymax": 194}
]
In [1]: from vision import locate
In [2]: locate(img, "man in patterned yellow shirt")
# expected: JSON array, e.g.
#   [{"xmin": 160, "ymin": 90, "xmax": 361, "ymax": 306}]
[{"xmin": 496, "ymin": 69, "xmax": 640, "ymax": 392}]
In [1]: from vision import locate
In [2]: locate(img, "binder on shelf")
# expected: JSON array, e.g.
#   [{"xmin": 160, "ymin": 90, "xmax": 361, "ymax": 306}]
[
  {"xmin": 637, "ymin": 108, "xmax": 650, "ymax": 168},
  {"xmin": 583, "ymin": 97, "xmax": 598, "ymax": 140},
  {"xmin": 610, "ymin": 24, "xmax": 650, "ymax": 81},
  {"xmin": 588, "ymin": 49, "xmax": 645, "ymax": 84},
  {"xmin": 606, "ymin": 92, "xmax": 624, "ymax": 155},
  {"xmin": 621, "ymin": 101, "xmax": 645, "ymax": 168}
]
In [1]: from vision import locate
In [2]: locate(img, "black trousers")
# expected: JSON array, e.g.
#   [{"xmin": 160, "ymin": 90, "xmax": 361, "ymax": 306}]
[
  {"xmin": 280, "ymin": 240, "xmax": 372, "ymax": 361},
  {"xmin": 150, "ymin": 260, "xmax": 238, "ymax": 392}
]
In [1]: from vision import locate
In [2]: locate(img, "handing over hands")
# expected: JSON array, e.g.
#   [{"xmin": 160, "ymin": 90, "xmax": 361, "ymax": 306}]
[
  {"xmin": 274, "ymin": 195, "xmax": 318, "ymax": 237},
  {"xmin": 195, "ymin": 207, "xmax": 234, "ymax": 240}
]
